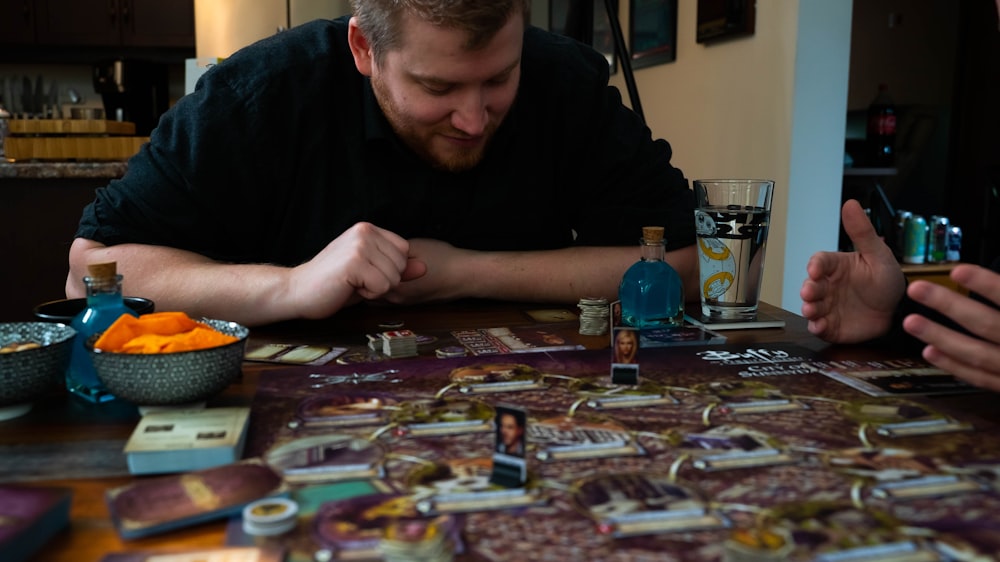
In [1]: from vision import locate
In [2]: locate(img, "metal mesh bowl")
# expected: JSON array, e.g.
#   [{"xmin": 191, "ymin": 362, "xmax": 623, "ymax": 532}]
[
  {"xmin": 0, "ymin": 322, "xmax": 76, "ymax": 407},
  {"xmin": 86, "ymin": 318, "xmax": 249, "ymax": 406}
]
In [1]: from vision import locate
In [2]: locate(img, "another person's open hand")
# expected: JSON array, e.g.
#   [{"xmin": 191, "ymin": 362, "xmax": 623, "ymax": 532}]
[{"xmin": 800, "ymin": 199, "xmax": 905, "ymax": 343}]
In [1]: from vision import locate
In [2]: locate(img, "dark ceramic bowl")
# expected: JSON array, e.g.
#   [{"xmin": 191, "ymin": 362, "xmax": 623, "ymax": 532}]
[
  {"xmin": 33, "ymin": 297, "xmax": 155, "ymax": 324},
  {"xmin": 0, "ymin": 322, "xmax": 76, "ymax": 412},
  {"xmin": 86, "ymin": 318, "xmax": 249, "ymax": 406}
]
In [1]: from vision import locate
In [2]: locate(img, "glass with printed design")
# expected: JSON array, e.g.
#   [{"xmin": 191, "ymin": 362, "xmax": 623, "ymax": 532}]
[{"xmin": 693, "ymin": 179, "xmax": 774, "ymax": 320}]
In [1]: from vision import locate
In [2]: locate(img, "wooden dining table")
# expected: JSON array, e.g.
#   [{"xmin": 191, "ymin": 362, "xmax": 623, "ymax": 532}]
[{"xmin": 3, "ymin": 300, "xmax": 998, "ymax": 562}]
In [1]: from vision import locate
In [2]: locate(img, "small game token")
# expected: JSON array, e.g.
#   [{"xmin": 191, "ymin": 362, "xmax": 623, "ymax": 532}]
[
  {"xmin": 379, "ymin": 320, "xmax": 405, "ymax": 329},
  {"xmin": 337, "ymin": 352, "xmax": 375, "ymax": 365},
  {"xmin": 577, "ymin": 297, "xmax": 610, "ymax": 336},
  {"xmin": 416, "ymin": 334, "xmax": 438, "ymax": 346},
  {"xmin": 436, "ymin": 346, "xmax": 468, "ymax": 359},
  {"xmin": 242, "ymin": 497, "xmax": 299, "ymax": 536}
]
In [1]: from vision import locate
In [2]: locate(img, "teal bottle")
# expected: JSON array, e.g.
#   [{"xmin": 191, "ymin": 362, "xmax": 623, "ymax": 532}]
[
  {"xmin": 67, "ymin": 262, "xmax": 137, "ymax": 403},
  {"xmin": 619, "ymin": 226, "xmax": 685, "ymax": 328}
]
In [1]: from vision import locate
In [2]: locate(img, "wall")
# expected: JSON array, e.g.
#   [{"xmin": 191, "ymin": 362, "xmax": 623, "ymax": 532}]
[
  {"xmin": 290, "ymin": 0, "xmax": 352, "ymax": 26},
  {"xmin": 606, "ymin": 0, "xmax": 852, "ymax": 311},
  {"xmin": 194, "ymin": 0, "xmax": 352, "ymax": 59},
  {"xmin": 195, "ymin": 0, "xmax": 287, "ymax": 59},
  {"xmin": 847, "ymin": 0, "xmax": 958, "ymax": 110}
]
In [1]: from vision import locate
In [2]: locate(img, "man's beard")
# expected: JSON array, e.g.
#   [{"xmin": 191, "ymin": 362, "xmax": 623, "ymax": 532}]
[{"xmin": 371, "ymin": 74, "xmax": 497, "ymax": 172}]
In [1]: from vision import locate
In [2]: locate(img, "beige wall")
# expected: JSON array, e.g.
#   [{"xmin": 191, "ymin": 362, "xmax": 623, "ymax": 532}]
[
  {"xmin": 195, "ymin": 0, "xmax": 352, "ymax": 59},
  {"xmin": 610, "ymin": 1, "xmax": 798, "ymax": 309},
  {"xmin": 195, "ymin": 0, "xmax": 287, "ymax": 58}
]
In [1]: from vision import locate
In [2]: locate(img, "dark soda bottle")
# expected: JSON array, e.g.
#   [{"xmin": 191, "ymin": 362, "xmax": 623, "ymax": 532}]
[{"xmin": 866, "ymin": 83, "xmax": 896, "ymax": 167}]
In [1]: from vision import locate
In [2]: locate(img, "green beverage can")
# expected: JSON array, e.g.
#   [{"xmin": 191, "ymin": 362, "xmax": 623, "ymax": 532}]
[{"xmin": 902, "ymin": 214, "xmax": 928, "ymax": 265}]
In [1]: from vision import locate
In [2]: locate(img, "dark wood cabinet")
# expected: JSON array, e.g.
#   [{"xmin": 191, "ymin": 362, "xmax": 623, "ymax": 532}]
[
  {"xmin": 0, "ymin": 0, "xmax": 36, "ymax": 45},
  {"xmin": 123, "ymin": 0, "xmax": 195, "ymax": 48},
  {"xmin": 35, "ymin": 0, "xmax": 194, "ymax": 48}
]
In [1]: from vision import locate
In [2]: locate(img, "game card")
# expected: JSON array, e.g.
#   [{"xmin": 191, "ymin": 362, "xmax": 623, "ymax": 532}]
[
  {"xmin": 870, "ymin": 474, "xmax": 989, "ymax": 502},
  {"xmin": 824, "ymin": 446, "xmax": 940, "ymax": 481},
  {"xmin": 671, "ymin": 424, "xmax": 798, "ymax": 471},
  {"xmin": 571, "ymin": 378, "xmax": 678, "ymax": 410},
  {"xmin": 491, "ymin": 404, "xmax": 528, "ymax": 487},
  {"xmin": 264, "ymin": 434, "xmax": 385, "ymax": 484},
  {"xmin": 837, "ymin": 398, "xmax": 974, "ymax": 440},
  {"xmin": 610, "ymin": 327, "xmax": 640, "ymax": 385},
  {"xmin": 691, "ymin": 380, "xmax": 810, "ymax": 415},
  {"xmin": 293, "ymin": 392, "xmax": 399, "ymax": 428},
  {"xmin": 389, "ymin": 399, "xmax": 494, "ymax": 438},
  {"xmin": 244, "ymin": 343, "xmax": 347, "ymax": 366},
  {"xmin": 531, "ymin": 414, "xmax": 644, "ymax": 462},
  {"xmin": 447, "ymin": 363, "xmax": 548, "ymax": 394},
  {"xmin": 573, "ymin": 472, "xmax": 727, "ymax": 537},
  {"xmin": 405, "ymin": 457, "xmax": 542, "ymax": 515}
]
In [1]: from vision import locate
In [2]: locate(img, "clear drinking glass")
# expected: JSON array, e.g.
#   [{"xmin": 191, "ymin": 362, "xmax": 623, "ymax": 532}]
[{"xmin": 693, "ymin": 179, "xmax": 774, "ymax": 320}]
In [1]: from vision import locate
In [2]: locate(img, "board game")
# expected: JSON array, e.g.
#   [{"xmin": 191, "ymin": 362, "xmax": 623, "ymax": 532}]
[{"xmin": 238, "ymin": 343, "xmax": 1000, "ymax": 561}]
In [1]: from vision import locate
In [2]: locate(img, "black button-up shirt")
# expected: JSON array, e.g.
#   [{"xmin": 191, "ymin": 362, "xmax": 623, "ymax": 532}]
[{"xmin": 77, "ymin": 17, "xmax": 694, "ymax": 266}]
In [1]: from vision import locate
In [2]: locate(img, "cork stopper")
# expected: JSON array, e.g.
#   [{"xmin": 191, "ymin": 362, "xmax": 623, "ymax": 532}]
[
  {"xmin": 642, "ymin": 226, "xmax": 664, "ymax": 243},
  {"xmin": 87, "ymin": 261, "xmax": 118, "ymax": 280}
]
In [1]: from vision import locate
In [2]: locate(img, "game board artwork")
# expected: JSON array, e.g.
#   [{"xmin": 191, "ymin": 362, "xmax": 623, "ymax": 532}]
[{"xmin": 243, "ymin": 345, "xmax": 1000, "ymax": 560}]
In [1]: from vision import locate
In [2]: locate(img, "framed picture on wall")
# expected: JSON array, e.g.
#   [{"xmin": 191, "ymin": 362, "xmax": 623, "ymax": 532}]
[
  {"xmin": 629, "ymin": 0, "xmax": 677, "ymax": 69},
  {"xmin": 550, "ymin": 0, "xmax": 618, "ymax": 74},
  {"xmin": 696, "ymin": 0, "xmax": 756, "ymax": 44}
]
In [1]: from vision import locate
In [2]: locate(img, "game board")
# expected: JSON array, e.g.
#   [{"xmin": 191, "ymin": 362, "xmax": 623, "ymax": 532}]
[{"xmin": 241, "ymin": 343, "xmax": 1000, "ymax": 561}]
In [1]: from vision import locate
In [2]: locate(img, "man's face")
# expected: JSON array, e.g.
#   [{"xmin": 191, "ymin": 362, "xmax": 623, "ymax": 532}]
[
  {"xmin": 361, "ymin": 13, "xmax": 523, "ymax": 172},
  {"xmin": 500, "ymin": 413, "xmax": 522, "ymax": 446}
]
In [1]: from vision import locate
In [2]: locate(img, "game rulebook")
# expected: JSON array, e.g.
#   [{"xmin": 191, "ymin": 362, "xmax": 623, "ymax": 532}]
[{"xmin": 124, "ymin": 407, "xmax": 251, "ymax": 475}]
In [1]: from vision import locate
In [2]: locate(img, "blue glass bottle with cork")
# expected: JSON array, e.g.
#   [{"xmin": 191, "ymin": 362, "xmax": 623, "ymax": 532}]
[
  {"xmin": 67, "ymin": 262, "xmax": 137, "ymax": 402},
  {"xmin": 619, "ymin": 226, "xmax": 685, "ymax": 328}
]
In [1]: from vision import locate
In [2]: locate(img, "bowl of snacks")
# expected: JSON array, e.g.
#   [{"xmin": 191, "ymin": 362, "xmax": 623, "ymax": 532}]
[
  {"xmin": 0, "ymin": 322, "xmax": 77, "ymax": 420},
  {"xmin": 86, "ymin": 312, "xmax": 249, "ymax": 407}
]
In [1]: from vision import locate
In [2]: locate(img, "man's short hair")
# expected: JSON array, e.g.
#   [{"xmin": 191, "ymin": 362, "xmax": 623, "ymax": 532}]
[{"xmin": 351, "ymin": 0, "xmax": 530, "ymax": 64}]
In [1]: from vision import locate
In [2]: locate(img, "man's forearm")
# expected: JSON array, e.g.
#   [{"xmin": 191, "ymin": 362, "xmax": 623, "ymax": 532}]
[
  {"xmin": 460, "ymin": 245, "xmax": 700, "ymax": 304},
  {"xmin": 67, "ymin": 239, "xmax": 298, "ymax": 326}
]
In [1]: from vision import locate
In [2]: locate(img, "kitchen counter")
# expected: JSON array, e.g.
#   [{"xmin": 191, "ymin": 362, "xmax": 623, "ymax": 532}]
[{"xmin": 0, "ymin": 160, "xmax": 128, "ymax": 180}]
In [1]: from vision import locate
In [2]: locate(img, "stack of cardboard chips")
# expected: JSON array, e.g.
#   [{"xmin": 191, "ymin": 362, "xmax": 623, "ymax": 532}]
[
  {"xmin": 577, "ymin": 297, "xmax": 610, "ymax": 336},
  {"xmin": 380, "ymin": 517, "xmax": 453, "ymax": 562},
  {"xmin": 382, "ymin": 330, "xmax": 418, "ymax": 358}
]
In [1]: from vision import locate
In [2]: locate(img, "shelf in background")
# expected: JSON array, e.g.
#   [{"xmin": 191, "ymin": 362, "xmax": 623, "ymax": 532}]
[{"xmin": 901, "ymin": 262, "xmax": 968, "ymax": 295}]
